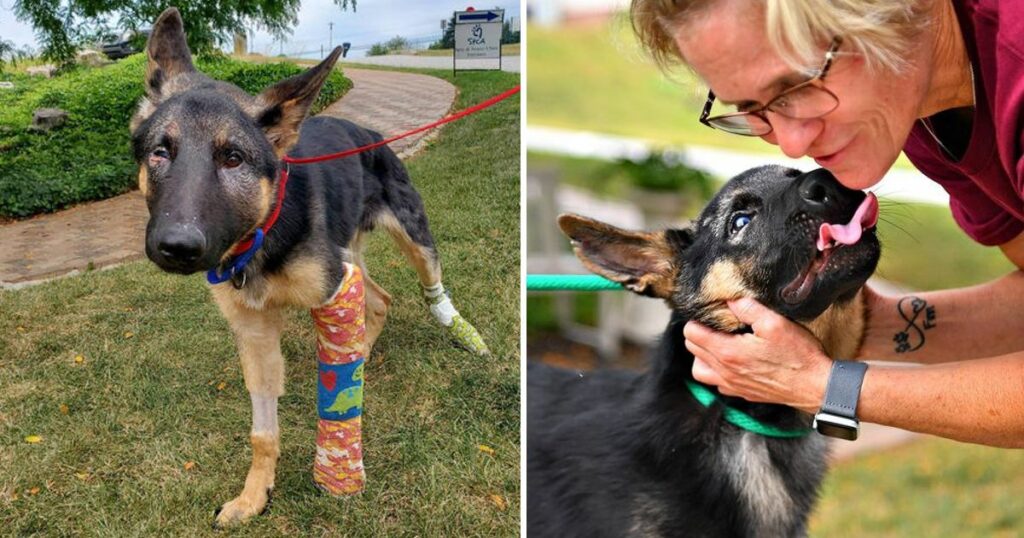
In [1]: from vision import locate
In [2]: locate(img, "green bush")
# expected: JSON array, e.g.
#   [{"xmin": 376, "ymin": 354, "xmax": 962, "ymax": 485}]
[
  {"xmin": 616, "ymin": 150, "xmax": 716, "ymax": 196},
  {"xmin": 0, "ymin": 54, "xmax": 351, "ymax": 218},
  {"xmin": 367, "ymin": 35, "xmax": 409, "ymax": 56}
]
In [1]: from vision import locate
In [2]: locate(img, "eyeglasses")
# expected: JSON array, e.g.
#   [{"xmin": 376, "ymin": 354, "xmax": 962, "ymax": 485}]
[{"xmin": 698, "ymin": 37, "xmax": 843, "ymax": 137}]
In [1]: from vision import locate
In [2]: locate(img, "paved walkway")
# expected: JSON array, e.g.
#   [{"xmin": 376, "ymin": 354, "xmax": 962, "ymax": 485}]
[
  {"xmin": 321, "ymin": 68, "xmax": 456, "ymax": 159},
  {"xmin": 0, "ymin": 68, "xmax": 457, "ymax": 288}
]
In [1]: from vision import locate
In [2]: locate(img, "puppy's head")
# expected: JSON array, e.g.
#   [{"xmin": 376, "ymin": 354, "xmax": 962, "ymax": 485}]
[
  {"xmin": 131, "ymin": 8, "xmax": 342, "ymax": 274},
  {"xmin": 559, "ymin": 165, "xmax": 880, "ymax": 344}
]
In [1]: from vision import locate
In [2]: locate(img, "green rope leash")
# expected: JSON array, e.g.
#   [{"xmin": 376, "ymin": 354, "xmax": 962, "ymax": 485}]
[
  {"xmin": 526, "ymin": 274, "xmax": 623, "ymax": 291},
  {"xmin": 686, "ymin": 381, "xmax": 812, "ymax": 438},
  {"xmin": 527, "ymin": 274, "xmax": 810, "ymax": 439}
]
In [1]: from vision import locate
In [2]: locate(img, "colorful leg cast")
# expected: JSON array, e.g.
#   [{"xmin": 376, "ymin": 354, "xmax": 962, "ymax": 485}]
[
  {"xmin": 312, "ymin": 262, "xmax": 367, "ymax": 496},
  {"xmin": 422, "ymin": 282, "xmax": 490, "ymax": 356}
]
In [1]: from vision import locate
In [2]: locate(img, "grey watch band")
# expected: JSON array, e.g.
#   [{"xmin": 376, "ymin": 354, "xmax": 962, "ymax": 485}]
[{"xmin": 820, "ymin": 360, "xmax": 868, "ymax": 419}]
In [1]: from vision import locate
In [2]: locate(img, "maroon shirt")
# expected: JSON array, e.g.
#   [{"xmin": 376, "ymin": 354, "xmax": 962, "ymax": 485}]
[{"xmin": 903, "ymin": 0, "xmax": 1024, "ymax": 246}]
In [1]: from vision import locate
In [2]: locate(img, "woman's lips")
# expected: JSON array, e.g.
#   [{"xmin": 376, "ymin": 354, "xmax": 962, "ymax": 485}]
[{"xmin": 813, "ymin": 140, "xmax": 852, "ymax": 168}]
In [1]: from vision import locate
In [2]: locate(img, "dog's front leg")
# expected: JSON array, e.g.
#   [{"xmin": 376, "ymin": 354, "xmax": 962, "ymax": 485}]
[{"xmin": 211, "ymin": 288, "xmax": 284, "ymax": 528}]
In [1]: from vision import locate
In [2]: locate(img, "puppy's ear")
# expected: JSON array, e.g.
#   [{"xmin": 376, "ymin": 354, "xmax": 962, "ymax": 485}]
[
  {"xmin": 255, "ymin": 47, "xmax": 343, "ymax": 155},
  {"xmin": 558, "ymin": 213, "xmax": 692, "ymax": 299},
  {"xmin": 144, "ymin": 8, "xmax": 196, "ymax": 100}
]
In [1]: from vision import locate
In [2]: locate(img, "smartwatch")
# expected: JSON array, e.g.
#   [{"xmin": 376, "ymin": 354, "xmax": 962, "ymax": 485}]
[{"xmin": 813, "ymin": 360, "xmax": 868, "ymax": 441}]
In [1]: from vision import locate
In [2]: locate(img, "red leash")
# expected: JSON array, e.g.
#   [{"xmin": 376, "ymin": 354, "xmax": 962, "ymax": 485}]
[
  {"xmin": 283, "ymin": 85, "xmax": 521, "ymax": 165},
  {"xmin": 229, "ymin": 84, "xmax": 520, "ymax": 256}
]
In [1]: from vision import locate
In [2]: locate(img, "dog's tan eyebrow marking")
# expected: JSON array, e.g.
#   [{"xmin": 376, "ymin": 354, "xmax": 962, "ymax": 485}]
[{"xmin": 215, "ymin": 127, "xmax": 232, "ymax": 148}]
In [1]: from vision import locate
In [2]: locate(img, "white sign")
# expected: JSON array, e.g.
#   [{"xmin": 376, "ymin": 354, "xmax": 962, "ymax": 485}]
[{"xmin": 454, "ymin": 9, "xmax": 503, "ymax": 61}]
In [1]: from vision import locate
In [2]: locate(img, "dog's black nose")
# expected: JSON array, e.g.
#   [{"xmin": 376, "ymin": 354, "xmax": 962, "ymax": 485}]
[
  {"xmin": 798, "ymin": 170, "xmax": 841, "ymax": 207},
  {"xmin": 157, "ymin": 227, "xmax": 206, "ymax": 264}
]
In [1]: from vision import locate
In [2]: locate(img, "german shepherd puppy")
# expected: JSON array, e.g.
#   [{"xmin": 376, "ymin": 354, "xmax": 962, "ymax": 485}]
[
  {"xmin": 527, "ymin": 166, "xmax": 881, "ymax": 537},
  {"xmin": 132, "ymin": 9, "xmax": 487, "ymax": 527}
]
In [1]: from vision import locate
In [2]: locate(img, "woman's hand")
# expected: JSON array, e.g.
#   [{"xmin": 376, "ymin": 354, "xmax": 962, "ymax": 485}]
[{"xmin": 683, "ymin": 297, "xmax": 832, "ymax": 413}]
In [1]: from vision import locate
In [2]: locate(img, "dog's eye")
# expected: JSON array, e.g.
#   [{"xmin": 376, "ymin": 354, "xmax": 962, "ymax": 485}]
[
  {"xmin": 731, "ymin": 214, "xmax": 752, "ymax": 234},
  {"xmin": 223, "ymin": 151, "xmax": 244, "ymax": 169},
  {"xmin": 149, "ymin": 147, "xmax": 170, "ymax": 165}
]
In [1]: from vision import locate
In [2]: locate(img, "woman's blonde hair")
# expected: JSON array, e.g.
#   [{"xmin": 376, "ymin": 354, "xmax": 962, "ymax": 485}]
[{"xmin": 631, "ymin": 0, "xmax": 931, "ymax": 74}]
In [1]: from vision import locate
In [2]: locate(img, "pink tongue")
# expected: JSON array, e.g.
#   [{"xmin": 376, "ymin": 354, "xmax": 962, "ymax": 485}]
[{"xmin": 816, "ymin": 193, "xmax": 879, "ymax": 251}]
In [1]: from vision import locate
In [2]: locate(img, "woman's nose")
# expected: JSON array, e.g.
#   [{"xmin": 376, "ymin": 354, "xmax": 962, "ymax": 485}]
[{"xmin": 760, "ymin": 115, "xmax": 824, "ymax": 158}]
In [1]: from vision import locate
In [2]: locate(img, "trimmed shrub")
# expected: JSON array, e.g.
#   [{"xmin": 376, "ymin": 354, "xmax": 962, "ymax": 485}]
[{"xmin": 0, "ymin": 54, "xmax": 351, "ymax": 218}]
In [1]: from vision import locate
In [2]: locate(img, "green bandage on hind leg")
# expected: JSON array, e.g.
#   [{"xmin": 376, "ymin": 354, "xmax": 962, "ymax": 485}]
[{"xmin": 423, "ymin": 282, "xmax": 490, "ymax": 355}]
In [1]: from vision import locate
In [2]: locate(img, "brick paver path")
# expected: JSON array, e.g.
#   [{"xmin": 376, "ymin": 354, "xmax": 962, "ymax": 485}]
[
  {"xmin": 0, "ymin": 68, "xmax": 456, "ymax": 288},
  {"xmin": 320, "ymin": 68, "xmax": 456, "ymax": 159}
]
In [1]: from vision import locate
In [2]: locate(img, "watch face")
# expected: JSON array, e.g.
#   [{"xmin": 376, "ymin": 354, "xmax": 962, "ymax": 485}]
[{"xmin": 813, "ymin": 414, "xmax": 859, "ymax": 441}]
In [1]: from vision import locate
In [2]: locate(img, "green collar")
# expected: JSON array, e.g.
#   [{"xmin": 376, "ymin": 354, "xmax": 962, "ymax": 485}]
[{"xmin": 685, "ymin": 380, "xmax": 812, "ymax": 439}]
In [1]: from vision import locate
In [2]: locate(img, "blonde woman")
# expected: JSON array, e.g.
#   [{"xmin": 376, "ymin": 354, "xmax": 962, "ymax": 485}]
[{"xmin": 633, "ymin": 0, "xmax": 1024, "ymax": 446}]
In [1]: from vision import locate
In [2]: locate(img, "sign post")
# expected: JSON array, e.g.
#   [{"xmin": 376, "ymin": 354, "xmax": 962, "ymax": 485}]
[{"xmin": 453, "ymin": 8, "xmax": 504, "ymax": 75}]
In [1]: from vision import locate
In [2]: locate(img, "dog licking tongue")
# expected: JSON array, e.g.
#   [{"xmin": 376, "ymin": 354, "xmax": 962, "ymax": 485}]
[{"xmin": 816, "ymin": 193, "xmax": 879, "ymax": 251}]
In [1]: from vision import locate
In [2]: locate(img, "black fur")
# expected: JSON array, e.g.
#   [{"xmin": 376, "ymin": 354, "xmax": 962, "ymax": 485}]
[
  {"xmin": 247, "ymin": 116, "xmax": 435, "ymax": 293},
  {"xmin": 527, "ymin": 166, "xmax": 881, "ymax": 537},
  {"xmin": 131, "ymin": 33, "xmax": 437, "ymax": 302}
]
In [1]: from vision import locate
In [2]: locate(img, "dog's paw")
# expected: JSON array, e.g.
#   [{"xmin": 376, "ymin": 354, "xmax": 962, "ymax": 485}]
[
  {"xmin": 447, "ymin": 315, "xmax": 490, "ymax": 356},
  {"xmin": 212, "ymin": 487, "xmax": 272, "ymax": 529}
]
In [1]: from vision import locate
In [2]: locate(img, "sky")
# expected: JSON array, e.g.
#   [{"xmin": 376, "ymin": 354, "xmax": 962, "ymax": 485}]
[{"xmin": 0, "ymin": 0, "xmax": 521, "ymax": 58}]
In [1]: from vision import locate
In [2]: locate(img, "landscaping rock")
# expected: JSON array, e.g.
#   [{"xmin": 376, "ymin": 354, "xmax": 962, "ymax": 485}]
[
  {"xmin": 77, "ymin": 50, "xmax": 111, "ymax": 68},
  {"xmin": 26, "ymin": 64, "xmax": 58, "ymax": 78},
  {"xmin": 0, "ymin": 81, "xmax": 14, "ymax": 90},
  {"xmin": 30, "ymin": 108, "xmax": 69, "ymax": 132}
]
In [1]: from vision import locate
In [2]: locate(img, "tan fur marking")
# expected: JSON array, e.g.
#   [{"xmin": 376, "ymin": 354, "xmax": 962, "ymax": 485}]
[
  {"xmin": 349, "ymin": 230, "xmax": 392, "ymax": 352},
  {"xmin": 137, "ymin": 166, "xmax": 149, "ymax": 196},
  {"xmin": 634, "ymin": 241, "xmax": 677, "ymax": 298},
  {"xmin": 144, "ymin": 60, "xmax": 160, "ymax": 93},
  {"xmin": 698, "ymin": 260, "xmax": 752, "ymax": 331},
  {"xmin": 211, "ymin": 289, "xmax": 286, "ymax": 395},
  {"xmin": 216, "ymin": 177, "xmax": 274, "ymax": 267},
  {"xmin": 215, "ymin": 127, "xmax": 231, "ymax": 148},
  {"xmin": 130, "ymin": 98, "xmax": 156, "ymax": 132},
  {"xmin": 209, "ymin": 290, "xmax": 283, "ymax": 526},
  {"xmin": 376, "ymin": 211, "xmax": 442, "ymax": 287},
  {"xmin": 559, "ymin": 214, "xmax": 679, "ymax": 299},
  {"xmin": 265, "ymin": 97, "xmax": 304, "ymax": 157},
  {"xmin": 260, "ymin": 256, "xmax": 329, "ymax": 308},
  {"xmin": 801, "ymin": 290, "xmax": 866, "ymax": 358},
  {"xmin": 214, "ymin": 433, "xmax": 278, "ymax": 526},
  {"xmin": 362, "ymin": 273, "xmax": 392, "ymax": 352},
  {"xmin": 258, "ymin": 176, "xmax": 273, "ymax": 222}
]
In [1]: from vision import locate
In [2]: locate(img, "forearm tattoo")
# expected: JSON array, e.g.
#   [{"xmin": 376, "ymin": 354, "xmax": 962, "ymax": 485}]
[{"xmin": 893, "ymin": 296, "xmax": 936, "ymax": 353}]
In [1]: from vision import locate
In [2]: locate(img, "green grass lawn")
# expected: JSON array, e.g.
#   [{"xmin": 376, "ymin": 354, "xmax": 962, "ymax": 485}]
[
  {"xmin": 811, "ymin": 437, "xmax": 1024, "ymax": 536},
  {"xmin": 872, "ymin": 201, "xmax": 1016, "ymax": 290},
  {"xmin": 527, "ymin": 20, "xmax": 777, "ymax": 153},
  {"xmin": 0, "ymin": 69, "xmax": 520, "ymax": 536}
]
